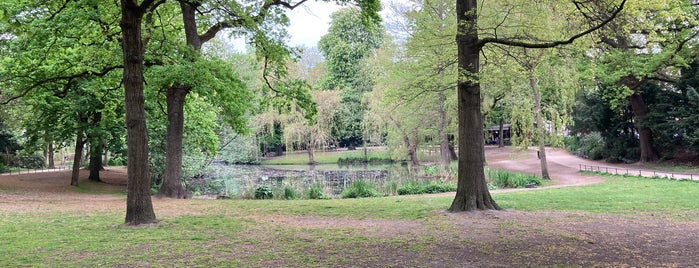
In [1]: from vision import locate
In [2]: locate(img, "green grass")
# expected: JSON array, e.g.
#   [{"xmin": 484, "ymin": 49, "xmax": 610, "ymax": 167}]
[
  {"xmin": 3, "ymin": 173, "xmax": 699, "ymax": 266},
  {"xmin": 261, "ymin": 149, "xmax": 393, "ymax": 165},
  {"xmin": 496, "ymin": 173, "xmax": 699, "ymax": 217}
]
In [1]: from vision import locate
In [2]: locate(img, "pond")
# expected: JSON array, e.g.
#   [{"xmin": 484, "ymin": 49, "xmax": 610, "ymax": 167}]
[{"xmin": 187, "ymin": 163, "xmax": 432, "ymax": 199}]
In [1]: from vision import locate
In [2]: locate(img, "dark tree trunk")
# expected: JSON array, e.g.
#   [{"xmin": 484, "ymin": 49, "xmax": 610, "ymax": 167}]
[
  {"xmin": 629, "ymin": 92, "xmax": 658, "ymax": 163},
  {"xmin": 120, "ymin": 0, "xmax": 156, "ymax": 225},
  {"xmin": 157, "ymin": 85, "xmax": 189, "ymax": 199},
  {"xmin": 498, "ymin": 117, "xmax": 505, "ymax": 148},
  {"xmin": 448, "ymin": 143, "xmax": 458, "ymax": 160},
  {"xmin": 88, "ymin": 112, "xmax": 104, "ymax": 182},
  {"xmin": 48, "ymin": 142, "xmax": 55, "ymax": 169},
  {"xmin": 530, "ymin": 72, "xmax": 550, "ymax": 179},
  {"xmin": 71, "ymin": 128, "xmax": 86, "ymax": 186},
  {"xmin": 449, "ymin": 0, "xmax": 500, "ymax": 212}
]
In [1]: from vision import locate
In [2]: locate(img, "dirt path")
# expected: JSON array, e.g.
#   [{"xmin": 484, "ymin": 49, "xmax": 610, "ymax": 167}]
[{"xmin": 485, "ymin": 145, "xmax": 604, "ymax": 190}]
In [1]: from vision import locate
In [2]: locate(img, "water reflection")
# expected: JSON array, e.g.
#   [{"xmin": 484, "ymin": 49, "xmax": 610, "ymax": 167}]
[{"xmin": 188, "ymin": 164, "xmax": 418, "ymax": 198}]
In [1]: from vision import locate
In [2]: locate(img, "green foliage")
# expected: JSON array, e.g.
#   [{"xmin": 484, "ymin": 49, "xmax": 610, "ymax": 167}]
[
  {"xmin": 397, "ymin": 181, "xmax": 456, "ymax": 195},
  {"xmin": 0, "ymin": 161, "xmax": 7, "ymax": 173},
  {"xmin": 564, "ymin": 132, "xmax": 605, "ymax": 160},
  {"xmin": 307, "ymin": 183, "xmax": 329, "ymax": 200},
  {"xmin": 341, "ymin": 180, "xmax": 380, "ymax": 198},
  {"xmin": 107, "ymin": 157, "xmax": 127, "ymax": 167},
  {"xmin": 11, "ymin": 154, "xmax": 44, "ymax": 169},
  {"xmin": 281, "ymin": 186, "xmax": 300, "ymax": 200},
  {"xmin": 254, "ymin": 186, "xmax": 274, "ymax": 200},
  {"xmin": 486, "ymin": 169, "xmax": 542, "ymax": 189}
]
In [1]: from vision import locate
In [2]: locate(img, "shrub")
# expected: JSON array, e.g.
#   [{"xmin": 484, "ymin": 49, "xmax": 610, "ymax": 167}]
[
  {"xmin": 341, "ymin": 180, "xmax": 380, "ymax": 198},
  {"xmin": 564, "ymin": 133, "xmax": 605, "ymax": 160},
  {"xmin": 0, "ymin": 162, "xmax": 7, "ymax": 173},
  {"xmin": 282, "ymin": 186, "xmax": 300, "ymax": 200},
  {"xmin": 12, "ymin": 154, "xmax": 45, "ymax": 169},
  {"xmin": 108, "ymin": 157, "xmax": 127, "ymax": 166},
  {"xmin": 397, "ymin": 181, "xmax": 457, "ymax": 195},
  {"xmin": 486, "ymin": 169, "xmax": 542, "ymax": 188},
  {"xmin": 254, "ymin": 186, "xmax": 274, "ymax": 199},
  {"xmin": 307, "ymin": 183, "xmax": 328, "ymax": 200}
]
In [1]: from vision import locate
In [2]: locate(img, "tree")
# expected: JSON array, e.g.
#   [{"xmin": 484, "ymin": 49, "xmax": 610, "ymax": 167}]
[
  {"xmin": 319, "ymin": 8, "xmax": 384, "ymax": 150},
  {"xmin": 588, "ymin": 0, "xmax": 699, "ymax": 163},
  {"xmin": 449, "ymin": 0, "xmax": 626, "ymax": 211}
]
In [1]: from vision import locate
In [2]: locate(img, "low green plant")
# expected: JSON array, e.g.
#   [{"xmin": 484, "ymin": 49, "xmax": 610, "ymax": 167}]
[
  {"xmin": 423, "ymin": 166, "xmax": 439, "ymax": 176},
  {"xmin": 282, "ymin": 186, "xmax": 300, "ymax": 200},
  {"xmin": 341, "ymin": 180, "xmax": 380, "ymax": 198},
  {"xmin": 254, "ymin": 186, "xmax": 274, "ymax": 199},
  {"xmin": 486, "ymin": 169, "xmax": 542, "ymax": 188},
  {"xmin": 307, "ymin": 183, "xmax": 328, "ymax": 200},
  {"xmin": 397, "ymin": 181, "xmax": 456, "ymax": 195}
]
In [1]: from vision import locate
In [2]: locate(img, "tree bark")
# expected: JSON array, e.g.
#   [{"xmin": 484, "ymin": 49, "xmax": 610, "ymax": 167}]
[
  {"xmin": 498, "ymin": 117, "xmax": 505, "ymax": 148},
  {"xmin": 629, "ymin": 92, "xmax": 658, "ymax": 163},
  {"xmin": 71, "ymin": 128, "xmax": 86, "ymax": 186},
  {"xmin": 437, "ymin": 90, "xmax": 452, "ymax": 172},
  {"xmin": 449, "ymin": 0, "xmax": 500, "ymax": 212},
  {"xmin": 120, "ymin": 0, "xmax": 156, "ymax": 225},
  {"xmin": 530, "ymin": 73, "xmax": 550, "ymax": 179},
  {"xmin": 403, "ymin": 134, "xmax": 419, "ymax": 167},
  {"xmin": 88, "ymin": 112, "xmax": 104, "ymax": 182},
  {"xmin": 306, "ymin": 140, "xmax": 316, "ymax": 165},
  {"xmin": 157, "ymin": 85, "xmax": 189, "ymax": 199}
]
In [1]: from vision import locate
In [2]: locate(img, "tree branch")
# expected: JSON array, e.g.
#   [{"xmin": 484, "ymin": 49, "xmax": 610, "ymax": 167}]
[
  {"xmin": 1, "ymin": 66, "xmax": 123, "ymax": 105},
  {"xmin": 480, "ymin": 0, "xmax": 626, "ymax": 48}
]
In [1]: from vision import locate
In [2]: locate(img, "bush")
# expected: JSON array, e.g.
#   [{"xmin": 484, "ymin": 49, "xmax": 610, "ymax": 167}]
[
  {"xmin": 282, "ymin": 186, "xmax": 300, "ymax": 200},
  {"xmin": 254, "ymin": 186, "xmax": 274, "ymax": 199},
  {"xmin": 0, "ymin": 162, "xmax": 7, "ymax": 173},
  {"xmin": 12, "ymin": 154, "xmax": 45, "ymax": 169},
  {"xmin": 341, "ymin": 180, "xmax": 380, "ymax": 198},
  {"xmin": 108, "ymin": 157, "xmax": 127, "ymax": 166},
  {"xmin": 397, "ymin": 181, "xmax": 457, "ymax": 195},
  {"xmin": 307, "ymin": 183, "xmax": 328, "ymax": 199},
  {"xmin": 486, "ymin": 168, "xmax": 542, "ymax": 188}
]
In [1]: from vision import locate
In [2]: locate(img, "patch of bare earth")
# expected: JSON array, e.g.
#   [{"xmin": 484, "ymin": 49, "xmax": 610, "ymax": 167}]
[{"xmin": 2, "ymin": 148, "xmax": 698, "ymax": 267}]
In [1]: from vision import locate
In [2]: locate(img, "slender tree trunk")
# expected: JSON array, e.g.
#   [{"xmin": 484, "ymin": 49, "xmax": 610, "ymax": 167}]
[
  {"xmin": 437, "ymin": 91, "xmax": 452, "ymax": 172},
  {"xmin": 307, "ymin": 140, "xmax": 316, "ymax": 165},
  {"xmin": 48, "ymin": 141, "xmax": 55, "ymax": 169},
  {"xmin": 157, "ymin": 86, "xmax": 189, "ymax": 199},
  {"xmin": 449, "ymin": 0, "xmax": 500, "ymax": 212},
  {"xmin": 403, "ymin": 134, "xmax": 419, "ymax": 166},
  {"xmin": 71, "ymin": 129, "xmax": 86, "ymax": 186},
  {"xmin": 530, "ymin": 73, "xmax": 550, "ymax": 179},
  {"xmin": 629, "ymin": 92, "xmax": 658, "ymax": 163},
  {"xmin": 120, "ymin": 1, "xmax": 156, "ymax": 225},
  {"xmin": 498, "ymin": 117, "xmax": 505, "ymax": 148}
]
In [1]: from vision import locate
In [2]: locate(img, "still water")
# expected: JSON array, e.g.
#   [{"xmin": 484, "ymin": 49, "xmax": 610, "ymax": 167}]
[{"xmin": 187, "ymin": 164, "xmax": 422, "ymax": 198}]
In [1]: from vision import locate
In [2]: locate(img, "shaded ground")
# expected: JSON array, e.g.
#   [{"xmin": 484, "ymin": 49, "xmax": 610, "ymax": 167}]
[{"xmin": 1, "ymin": 147, "xmax": 699, "ymax": 267}]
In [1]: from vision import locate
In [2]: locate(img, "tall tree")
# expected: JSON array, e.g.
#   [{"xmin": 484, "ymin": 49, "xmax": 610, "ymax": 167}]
[
  {"xmin": 449, "ymin": 0, "xmax": 626, "ymax": 211},
  {"xmin": 588, "ymin": 0, "xmax": 699, "ymax": 163},
  {"xmin": 319, "ymin": 8, "xmax": 384, "ymax": 150}
]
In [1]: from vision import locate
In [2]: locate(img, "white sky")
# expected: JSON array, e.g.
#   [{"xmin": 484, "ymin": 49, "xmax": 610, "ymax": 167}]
[{"xmin": 227, "ymin": 0, "xmax": 405, "ymax": 51}]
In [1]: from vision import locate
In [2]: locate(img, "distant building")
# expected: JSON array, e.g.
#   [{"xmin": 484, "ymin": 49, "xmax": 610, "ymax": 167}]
[{"xmin": 486, "ymin": 124, "xmax": 511, "ymax": 145}]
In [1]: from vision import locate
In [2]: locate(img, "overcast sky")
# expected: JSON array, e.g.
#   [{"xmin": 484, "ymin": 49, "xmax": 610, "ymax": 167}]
[{"xmin": 226, "ymin": 0, "xmax": 406, "ymax": 51}]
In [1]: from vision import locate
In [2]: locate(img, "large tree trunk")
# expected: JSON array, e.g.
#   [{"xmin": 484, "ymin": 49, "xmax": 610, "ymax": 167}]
[
  {"xmin": 629, "ymin": 92, "xmax": 658, "ymax": 163},
  {"xmin": 88, "ymin": 112, "xmax": 104, "ymax": 182},
  {"xmin": 530, "ymin": 73, "xmax": 550, "ymax": 179},
  {"xmin": 120, "ymin": 1, "xmax": 156, "ymax": 225},
  {"xmin": 45, "ymin": 133, "xmax": 55, "ymax": 169},
  {"xmin": 449, "ymin": 0, "xmax": 500, "ymax": 212},
  {"xmin": 437, "ymin": 90, "xmax": 452, "ymax": 172},
  {"xmin": 157, "ymin": 86, "xmax": 189, "ymax": 199},
  {"xmin": 71, "ymin": 128, "xmax": 86, "ymax": 186}
]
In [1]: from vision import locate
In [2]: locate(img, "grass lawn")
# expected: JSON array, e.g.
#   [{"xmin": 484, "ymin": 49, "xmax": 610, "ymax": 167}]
[{"xmin": 2, "ymin": 173, "xmax": 698, "ymax": 267}]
